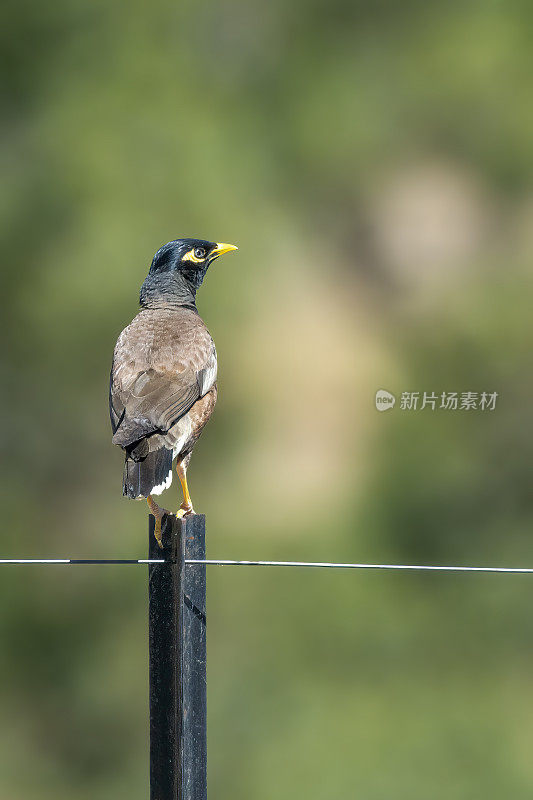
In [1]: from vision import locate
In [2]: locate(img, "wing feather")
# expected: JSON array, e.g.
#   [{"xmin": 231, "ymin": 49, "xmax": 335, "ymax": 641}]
[{"xmin": 110, "ymin": 309, "xmax": 217, "ymax": 449}]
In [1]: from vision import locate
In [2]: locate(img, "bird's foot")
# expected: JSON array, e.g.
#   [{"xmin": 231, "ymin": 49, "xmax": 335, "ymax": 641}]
[
  {"xmin": 147, "ymin": 496, "xmax": 171, "ymax": 548},
  {"xmin": 176, "ymin": 501, "xmax": 194, "ymax": 519}
]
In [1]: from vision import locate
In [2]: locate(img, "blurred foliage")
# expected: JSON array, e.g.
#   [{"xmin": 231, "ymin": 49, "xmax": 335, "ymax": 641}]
[{"xmin": 1, "ymin": 0, "xmax": 533, "ymax": 797}]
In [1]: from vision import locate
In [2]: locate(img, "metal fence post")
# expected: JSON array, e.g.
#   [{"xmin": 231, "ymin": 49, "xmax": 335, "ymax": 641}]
[{"xmin": 149, "ymin": 513, "xmax": 207, "ymax": 800}]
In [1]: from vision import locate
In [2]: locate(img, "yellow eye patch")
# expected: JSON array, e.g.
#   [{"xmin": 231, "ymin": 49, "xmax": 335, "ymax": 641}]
[{"xmin": 182, "ymin": 249, "xmax": 206, "ymax": 264}]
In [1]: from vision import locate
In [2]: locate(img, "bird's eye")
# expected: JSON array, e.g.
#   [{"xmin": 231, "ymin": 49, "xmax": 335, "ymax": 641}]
[{"xmin": 194, "ymin": 247, "xmax": 206, "ymax": 259}]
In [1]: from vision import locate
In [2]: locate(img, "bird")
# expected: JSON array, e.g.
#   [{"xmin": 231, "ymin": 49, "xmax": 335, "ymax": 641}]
[{"xmin": 109, "ymin": 238, "xmax": 237, "ymax": 546}]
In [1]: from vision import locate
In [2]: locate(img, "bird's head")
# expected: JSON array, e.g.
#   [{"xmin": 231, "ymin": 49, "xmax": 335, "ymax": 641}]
[{"xmin": 140, "ymin": 238, "xmax": 238, "ymax": 309}]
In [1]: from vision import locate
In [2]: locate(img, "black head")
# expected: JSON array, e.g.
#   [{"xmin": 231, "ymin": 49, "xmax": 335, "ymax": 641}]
[
  {"xmin": 140, "ymin": 238, "xmax": 238, "ymax": 309},
  {"xmin": 150, "ymin": 238, "xmax": 238, "ymax": 277}
]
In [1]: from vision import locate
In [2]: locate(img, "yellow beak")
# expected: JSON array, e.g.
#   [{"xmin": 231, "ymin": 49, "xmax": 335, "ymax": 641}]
[{"xmin": 211, "ymin": 242, "xmax": 238, "ymax": 258}]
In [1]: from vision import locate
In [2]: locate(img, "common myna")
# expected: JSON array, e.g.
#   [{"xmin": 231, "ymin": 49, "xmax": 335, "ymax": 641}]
[{"xmin": 109, "ymin": 238, "xmax": 237, "ymax": 545}]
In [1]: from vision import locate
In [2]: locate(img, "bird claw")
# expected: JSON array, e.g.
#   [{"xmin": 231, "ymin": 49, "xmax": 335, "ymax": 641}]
[
  {"xmin": 153, "ymin": 517, "xmax": 164, "ymax": 548},
  {"xmin": 176, "ymin": 503, "xmax": 194, "ymax": 519},
  {"xmin": 148, "ymin": 498, "xmax": 193, "ymax": 547},
  {"xmin": 147, "ymin": 496, "xmax": 171, "ymax": 548}
]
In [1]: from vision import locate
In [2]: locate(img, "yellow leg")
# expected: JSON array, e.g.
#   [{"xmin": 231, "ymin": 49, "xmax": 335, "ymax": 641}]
[
  {"xmin": 147, "ymin": 495, "xmax": 169, "ymax": 548},
  {"xmin": 176, "ymin": 459, "xmax": 194, "ymax": 518}
]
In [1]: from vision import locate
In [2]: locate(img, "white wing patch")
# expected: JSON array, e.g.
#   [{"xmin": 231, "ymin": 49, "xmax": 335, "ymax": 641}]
[
  {"xmin": 171, "ymin": 417, "xmax": 194, "ymax": 459},
  {"xmin": 198, "ymin": 348, "xmax": 217, "ymax": 396}
]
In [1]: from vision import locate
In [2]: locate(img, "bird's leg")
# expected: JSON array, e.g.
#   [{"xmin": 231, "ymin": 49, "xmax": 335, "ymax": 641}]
[
  {"xmin": 147, "ymin": 495, "xmax": 170, "ymax": 548},
  {"xmin": 176, "ymin": 458, "xmax": 194, "ymax": 518}
]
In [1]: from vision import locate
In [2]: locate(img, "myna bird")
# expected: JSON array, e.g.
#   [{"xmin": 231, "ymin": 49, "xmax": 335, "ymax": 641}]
[{"xmin": 109, "ymin": 238, "xmax": 237, "ymax": 545}]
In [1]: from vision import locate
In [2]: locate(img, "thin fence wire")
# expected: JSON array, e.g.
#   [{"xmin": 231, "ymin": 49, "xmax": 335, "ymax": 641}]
[
  {"xmin": 1, "ymin": 558, "xmax": 533, "ymax": 574},
  {"xmin": 0, "ymin": 559, "xmax": 165, "ymax": 565},
  {"xmin": 187, "ymin": 559, "xmax": 533, "ymax": 573}
]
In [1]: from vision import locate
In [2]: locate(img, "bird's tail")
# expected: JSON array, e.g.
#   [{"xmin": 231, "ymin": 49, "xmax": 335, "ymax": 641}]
[{"xmin": 122, "ymin": 447, "xmax": 173, "ymax": 499}]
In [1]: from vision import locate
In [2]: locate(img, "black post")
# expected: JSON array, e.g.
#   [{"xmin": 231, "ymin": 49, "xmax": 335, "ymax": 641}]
[{"xmin": 149, "ymin": 513, "xmax": 207, "ymax": 800}]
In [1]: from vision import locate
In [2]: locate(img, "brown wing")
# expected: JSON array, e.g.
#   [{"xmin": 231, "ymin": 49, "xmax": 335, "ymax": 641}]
[{"xmin": 110, "ymin": 308, "xmax": 217, "ymax": 448}]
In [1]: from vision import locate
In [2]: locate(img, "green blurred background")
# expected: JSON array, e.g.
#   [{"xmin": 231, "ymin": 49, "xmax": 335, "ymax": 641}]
[{"xmin": 1, "ymin": 0, "xmax": 533, "ymax": 797}]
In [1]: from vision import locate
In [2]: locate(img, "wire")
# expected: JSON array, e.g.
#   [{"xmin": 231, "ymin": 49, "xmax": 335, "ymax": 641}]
[
  {"xmin": 185, "ymin": 559, "xmax": 533, "ymax": 573},
  {"xmin": 1, "ymin": 558, "xmax": 533, "ymax": 573},
  {"xmin": 0, "ymin": 559, "xmax": 165, "ymax": 565}
]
